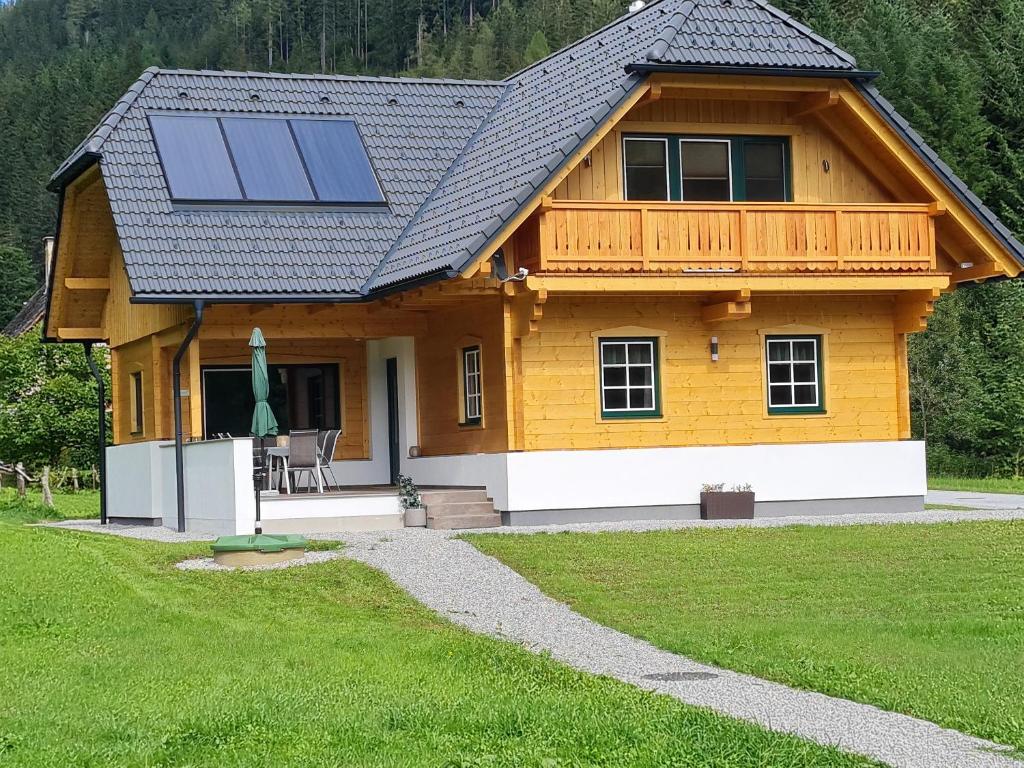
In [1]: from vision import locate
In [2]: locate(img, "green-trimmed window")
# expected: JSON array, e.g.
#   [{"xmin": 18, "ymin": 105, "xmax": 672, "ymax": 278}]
[
  {"xmin": 599, "ymin": 337, "xmax": 661, "ymax": 419},
  {"xmin": 765, "ymin": 335, "xmax": 824, "ymax": 414},
  {"xmin": 622, "ymin": 135, "xmax": 790, "ymax": 202},
  {"xmin": 461, "ymin": 346, "xmax": 482, "ymax": 426}
]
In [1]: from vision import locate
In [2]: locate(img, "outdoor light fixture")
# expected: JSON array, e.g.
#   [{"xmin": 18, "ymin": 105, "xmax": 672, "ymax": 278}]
[{"xmin": 710, "ymin": 336, "xmax": 719, "ymax": 362}]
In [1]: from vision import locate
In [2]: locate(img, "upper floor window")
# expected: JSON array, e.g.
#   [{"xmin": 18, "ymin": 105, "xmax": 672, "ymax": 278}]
[{"xmin": 622, "ymin": 135, "xmax": 789, "ymax": 203}]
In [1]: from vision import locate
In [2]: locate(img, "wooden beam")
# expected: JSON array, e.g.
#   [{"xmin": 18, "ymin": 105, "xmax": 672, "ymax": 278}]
[
  {"xmin": 953, "ymin": 262, "xmax": 1006, "ymax": 283},
  {"xmin": 64, "ymin": 277, "xmax": 111, "ymax": 291},
  {"xmin": 789, "ymin": 90, "xmax": 839, "ymax": 119},
  {"xmin": 526, "ymin": 274, "xmax": 951, "ymax": 295},
  {"xmin": 57, "ymin": 327, "xmax": 104, "ymax": 340},
  {"xmin": 894, "ymin": 289, "xmax": 941, "ymax": 334},
  {"xmin": 701, "ymin": 300, "xmax": 751, "ymax": 323}
]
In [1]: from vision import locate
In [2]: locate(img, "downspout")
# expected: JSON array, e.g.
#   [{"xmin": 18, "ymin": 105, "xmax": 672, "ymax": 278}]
[
  {"xmin": 83, "ymin": 343, "xmax": 107, "ymax": 525},
  {"xmin": 172, "ymin": 300, "xmax": 205, "ymax": 533}
]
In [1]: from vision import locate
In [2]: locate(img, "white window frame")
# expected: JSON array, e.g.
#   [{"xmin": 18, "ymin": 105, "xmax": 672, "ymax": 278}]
[
  {"xmin": 765, "ymin": 336, "xmax": 823, "ymax": 412},
  {"xmin": 678, "ymin": 137, "xmax": 734, "ymax": 202},
  {"xmin": 462, "ymin": 346, "xmax": 482, "ymax": 424},
  {"xmin": 599, "ymin": 338, "xmax": 659, "ymax": 417},
  {"xmin": 622, "ymin": 136, "xmax": 671, "ymax": 201}
]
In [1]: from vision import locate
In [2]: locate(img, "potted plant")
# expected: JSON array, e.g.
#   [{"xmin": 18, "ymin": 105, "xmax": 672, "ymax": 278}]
[
  {"xmin": 700, "ymin": 482, "xmax": 755, "ymax": 520},
  {"xmin": 398, "ymin": 474, "xmax": 426, "ymax": 527}
]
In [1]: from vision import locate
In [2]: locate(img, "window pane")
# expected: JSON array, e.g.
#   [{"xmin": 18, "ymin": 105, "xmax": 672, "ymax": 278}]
[
  {"xmin": 767, "ymin": 342, "xmax": 790, "ymax": 362},
  {"xmin": 794, "ymin": 385, "xmax": 818, "ymax": 405},
  {"xmin": 682, "ymin": 178, "xmax": 731, "ymax": 201},
  {"xmin": 602, "ymin": 344, "xmax": 626, "ymax": 365},
  {"xmin": 150, "ymin": 115, "xmax": 242, "ymax": 201},
  {"xmin": 627, "ymin": 343, "xmax": 652, "ymax": 364},
  {"xmin": 768, "ymin": 363, "xmax": 792, "ymax": 384},
  {"xmin": 628, "ymin": 366, "xmax": 652, "ymax": 386},
  {"xmin": 769, "ymin": 385, "xmax": 793, "ymax": 406},
  {"xmin": 629, "ymin": 388, "xmax": 654, "ymax": 410},
  {"xmin": 681, "ymin": 141, "xmax": 729, "ymax": 178},
  {"xmin": 744, "ymin": 142, "xmax": 786, "ymax": 201},
  {"xmin": 221, "ymin": 118, "xmax": 314, "ymax": 202},
  {"xmin": 624, "ymin": 140, "xmax": 667, "ymax": 201},
  {"xmin": 603, "ymin": 367, "xmax": 627, "ymax": 387},
  {"xmin": 744, "ymin": 142, "xmax": 784, "ymax": 177},
  {"xmin": 290, "ymin": 119, "xmax": 384, "ymax": 203},
  {"xmin": 793, "ymin": 340, "xmax": 817, "ymax": 361},
  {"xmin": 604, "ymin": 389, "xmax": 628, "ymax": 410},
  {"xmin": 793, "ymin": 363, "xmax": 816, "ymax": 383}
]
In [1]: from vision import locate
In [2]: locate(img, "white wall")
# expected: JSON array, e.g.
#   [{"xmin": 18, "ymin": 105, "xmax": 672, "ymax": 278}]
[
  {"xmin": 157, "ymin": 438, "xmax": 256, "ymax": 535},
  {"xmin": 329, "ymin": 336, "xmax": 419, "ymax": 485},
  {"xmin": 106, "ymin": 441, "xmax": 168, "ymax": 521},
  {"xmin": 406, "ymin": 441, "xmax": 926, "ymax": 512}
]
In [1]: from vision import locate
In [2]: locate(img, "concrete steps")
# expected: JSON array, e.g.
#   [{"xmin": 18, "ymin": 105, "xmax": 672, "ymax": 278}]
[{"xmin": 421, "ymin": 488, "xmax": 501, "ymax": 530}]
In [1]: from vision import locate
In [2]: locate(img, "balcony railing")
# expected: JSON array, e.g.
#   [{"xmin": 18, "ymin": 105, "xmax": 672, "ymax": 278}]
[{"xmin": 532, "ymin": 200, "xmax": 940, "ymax": 274}]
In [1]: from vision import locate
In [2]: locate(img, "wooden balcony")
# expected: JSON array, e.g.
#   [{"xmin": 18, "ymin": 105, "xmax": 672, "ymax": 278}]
[{"xmin": 530, "ymin": 200, "xmax": 941, "ymax": 274}]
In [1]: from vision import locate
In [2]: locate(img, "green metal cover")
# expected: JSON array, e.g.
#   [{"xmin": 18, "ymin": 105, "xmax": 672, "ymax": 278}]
[{"xmin": 211, "ymin": 534, "xmax": 307, "ymax": 553}]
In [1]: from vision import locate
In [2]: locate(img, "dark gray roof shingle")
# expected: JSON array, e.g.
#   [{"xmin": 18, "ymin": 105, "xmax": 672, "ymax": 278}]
[
  {"xmin": 55, "ymin": 71, "xmax": 506, "ymax": 298},
  {"xmin": 49, "ymin": 0, "xmax": 1024, "ymax": 300},
  {"xmin": 2, "ymin": 288, "xmax": 45, "ymax": 337},
  {"xmin": 642, "ymin": 0, "xmax": 857, "ymax": 71}
]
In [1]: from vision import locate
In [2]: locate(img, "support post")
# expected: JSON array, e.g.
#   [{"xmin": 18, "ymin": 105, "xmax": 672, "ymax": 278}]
[
  {"xmin": 83, "ymin": 342, "xmax": 107, "ymax": 525},
  {"xmin": 172, "ymin": 301, "xmax": 205, "ymax": 533}
]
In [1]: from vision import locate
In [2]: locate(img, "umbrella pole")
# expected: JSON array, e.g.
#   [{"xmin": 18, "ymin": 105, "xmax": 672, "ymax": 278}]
[{"xmin": 254, "ymin": 445, "xmax": 263, "ymax": 535}]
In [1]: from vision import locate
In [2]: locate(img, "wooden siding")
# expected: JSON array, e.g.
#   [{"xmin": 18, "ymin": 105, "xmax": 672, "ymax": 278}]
[
  {"xmin": 199, "ymin": 338, "xmax": 370, "ymax": 460},
  {"xmin": 416, "ymin": 297, "xmax": 509, "ymax": 456},
  {"xmin": 553, "ymin": 98, "xmax": 896, "ymax": 205},
  {"xmin": 518, "ymin": 295, "xmax": 902, "ymax": 451},
  {"xmin": 532, "ymin": 200, "xmax": 938, "ymax": 273}
]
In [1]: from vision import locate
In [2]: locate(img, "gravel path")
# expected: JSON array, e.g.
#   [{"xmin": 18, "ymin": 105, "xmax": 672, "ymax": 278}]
[
  {"xmin": 335, "ymin": 528, "xmax": 1022, "ymax": 768},
  {"xmin": 926, "ymin": 489, "xmax": 1024, "ymax": 510}
]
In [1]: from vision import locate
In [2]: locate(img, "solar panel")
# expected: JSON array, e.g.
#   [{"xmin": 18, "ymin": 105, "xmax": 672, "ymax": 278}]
[
  {"xmin": 291, "ymin": 119, "xmax": 385, "ymax": 204},
  {"xmin": 150, "ymin": 113, "xmax": 385, "ymax": 206},
  {"xmin": 221, "ymin": 117, "xmax": 314, "ymax": 202},
  {"xmin": 150, "ymin": 115, "xmax": 242, "ymax": 201}
]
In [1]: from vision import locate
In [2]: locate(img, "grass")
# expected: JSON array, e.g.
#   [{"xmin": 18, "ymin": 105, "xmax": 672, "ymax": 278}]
[
  {"xmin": 0, "ymin": 502, "xmax": 878, "ymax": 767},
  {"xmin": 471, "ymin": 522, "xmax": 1024, "ymax": 752},
  {"xmin": 929, "ymin": 476, "xmax": 1024, "ymax": 494},
  {"xmin": 0, "ymin": 487, "xmax": 99, "ymax": 523}
]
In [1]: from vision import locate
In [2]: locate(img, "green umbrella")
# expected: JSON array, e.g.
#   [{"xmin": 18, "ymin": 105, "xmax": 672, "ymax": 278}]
[{"xmin": 249, "ymin": 327, "xmax": 278, "ymax": 438}]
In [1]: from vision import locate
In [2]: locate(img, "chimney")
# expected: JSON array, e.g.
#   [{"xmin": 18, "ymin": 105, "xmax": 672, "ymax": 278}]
[{"xmin": 42, "ymin": 236, "xmax": 55, "ymax": 294}]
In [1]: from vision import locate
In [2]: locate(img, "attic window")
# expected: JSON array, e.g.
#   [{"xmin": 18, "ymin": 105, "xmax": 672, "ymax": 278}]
[{"xmin": 149, "ymin": 114, "xmax": 385, "ymax": 206}]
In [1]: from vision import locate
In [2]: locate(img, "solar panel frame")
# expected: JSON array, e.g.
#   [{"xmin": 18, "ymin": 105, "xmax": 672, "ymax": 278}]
[
  {"xmin": 221, "ymin": 117, "xmax": 316, "ymax": 203},
  {"xmin": 148, "ymin": 114, "xmax": 243, "ymax": 202},
  {"xmin": 290, "ymin": 118, "xmax": 388, "ymax": 205},
  {"xmin": 147, "ymin": 111, "xmax": 389, "ymax": 209}
]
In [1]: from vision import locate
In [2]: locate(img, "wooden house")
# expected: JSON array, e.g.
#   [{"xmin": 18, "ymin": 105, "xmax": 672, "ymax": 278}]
[{"xmin": 44, "ymin": 0, "xmax": 1024, "ymax": 533}]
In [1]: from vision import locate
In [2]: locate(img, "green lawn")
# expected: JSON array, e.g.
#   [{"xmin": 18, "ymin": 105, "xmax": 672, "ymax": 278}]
[
  {"xmin": 472, "ymin": 522, "xmax": 1024, "ymax": 752},
  {"xmin": 0, "ymin": 487, "xmax": 99, "ymax": 523},
  {"xmin": 929, "ymin": 476, "xmax": 1024, "ymax": 494},
  {"xmin": 0, "ymin": 505, "xmax": 877, "ymax": 767}
]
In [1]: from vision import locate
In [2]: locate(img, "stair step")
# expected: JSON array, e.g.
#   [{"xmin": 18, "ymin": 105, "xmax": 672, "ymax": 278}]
[
  {"xmin": 419, "ymin": 489, "xmax": 490, "ymax": 505},
  {"xmin": 427, "ymin": 513, "xmax": 502, "ymax": 530},
  {"xmin": 426, "ymin": 501, "xmax": 496, "ymax": 518}
]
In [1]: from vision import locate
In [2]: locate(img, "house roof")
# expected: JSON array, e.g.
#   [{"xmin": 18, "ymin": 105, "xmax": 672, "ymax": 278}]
[
  {"xmin": 3, "ymin": 288, "xmax": 45, "ymax": 337},
  {"xmin": 49, "ymin": 0, "xmax": 1024, "ymax": 302}
]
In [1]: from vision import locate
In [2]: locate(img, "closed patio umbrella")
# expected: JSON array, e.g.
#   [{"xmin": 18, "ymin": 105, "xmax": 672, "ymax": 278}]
[{"xmin": 250, "ymin": 327, "xmax": 278, "ymax": 534}]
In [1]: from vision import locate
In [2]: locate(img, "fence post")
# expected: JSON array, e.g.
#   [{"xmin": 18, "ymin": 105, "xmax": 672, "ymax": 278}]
[
  {"xmin": 15, "ymin": 462, "xmax": 26, "ymax": 498},
  {"xmin": 71, "ymin": 468, "xmax": 79, "ymax": 493},
  {"xmin": 41, "ymin": 466, "xmax": 54, "ymax": 508}
]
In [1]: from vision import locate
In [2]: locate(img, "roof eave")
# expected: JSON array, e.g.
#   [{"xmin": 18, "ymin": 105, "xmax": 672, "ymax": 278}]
[
  {"xmin": 625, "ymin": 63, "xmax": 880, "ymax": 80},
  {"xmin": 46, "ymin": 151, "xmax": 100, "ymax": 193}
]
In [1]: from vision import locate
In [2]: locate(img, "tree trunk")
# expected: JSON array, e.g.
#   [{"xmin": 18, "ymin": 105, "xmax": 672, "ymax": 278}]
[
  {"xmin": 15, "ymin": 463, "xmax": 26, "ymax": 498},
  {"xmin": 41, "ymin": 466, "xmax": 54, "ymax": 508}
]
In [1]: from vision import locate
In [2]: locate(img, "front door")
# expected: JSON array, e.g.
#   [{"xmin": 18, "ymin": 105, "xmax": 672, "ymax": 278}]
[{"xmin": 385, "ymin": 357, "xmax": 400, "ymax": 485}]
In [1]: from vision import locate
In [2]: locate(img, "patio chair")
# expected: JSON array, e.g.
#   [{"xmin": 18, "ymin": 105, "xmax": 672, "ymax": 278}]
[
  {"xmin": 317, "ymin": 429, "xmax": 341, "ymax": 491},
  {"xmin": 286, "ymin": 429, "xmax": 322, "ymax": 493}
]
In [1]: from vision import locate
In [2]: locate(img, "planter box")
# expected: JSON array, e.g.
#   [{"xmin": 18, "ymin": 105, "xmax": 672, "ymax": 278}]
[
  {"xmin": 700, "ymin": 491, "xmax": 755, "ymax": 520},
  {"xmin": 404, "ymin": 506, "xmax": 427, "ymax": 527}
]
